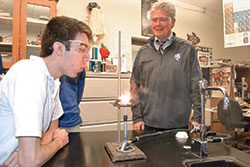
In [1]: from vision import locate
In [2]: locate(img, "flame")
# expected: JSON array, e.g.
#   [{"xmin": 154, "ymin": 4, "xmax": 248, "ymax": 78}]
[{"xmin": 119, "ymin": 92, "xmax": 130, "ymax": 105}]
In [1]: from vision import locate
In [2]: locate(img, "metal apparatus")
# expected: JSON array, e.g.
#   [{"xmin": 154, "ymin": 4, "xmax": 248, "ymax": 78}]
[
  {"xmin": 105, "ymin": 96, "xmax": 146, "ymax": 162},
  {"xmin": 113, "ymin": 99, "xmax": 135, "ymax": 153},
  {"xmin": 191, "ymin": 79, "xmax": 230, "ymax": 158},
  {"xmin": 104, "ymin": 31, "xmax": 146, "ymax": 162}
]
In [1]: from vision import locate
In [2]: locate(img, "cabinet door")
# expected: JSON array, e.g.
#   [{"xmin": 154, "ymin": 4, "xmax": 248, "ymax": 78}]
[
  {"xmin": 83, "ymin": 75, "xmax": 131, "ymax": 100},
  {"xmin": 20, "ymin": 0, "xmax": 56, "ymax": 60},
  {"xmin": 0, "ymin": 0, "xmax": 20, "ymax": 69}
]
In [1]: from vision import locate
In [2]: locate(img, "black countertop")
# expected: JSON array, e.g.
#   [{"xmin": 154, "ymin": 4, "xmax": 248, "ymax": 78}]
[{"xmin": 43, "ymin": 130, "xmax": 250, "ymax": 167}]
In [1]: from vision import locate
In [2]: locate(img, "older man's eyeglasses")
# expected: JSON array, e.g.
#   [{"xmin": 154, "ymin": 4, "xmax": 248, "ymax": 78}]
[{"xmin": 151, "ymin": 16, "xmax": 171, "ymax": 23}]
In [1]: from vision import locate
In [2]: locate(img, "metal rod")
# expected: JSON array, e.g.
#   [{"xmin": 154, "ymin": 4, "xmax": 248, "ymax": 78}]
[
  {"xmin": 196, "ymin": 80, "xmax": 229, "ymax": 158},
  {"xmin": 201, "ymin": 89, "xmax": 206, "ymax": 142},
  {"xmin": 117, "ymin": 31, "xmax": 122, "ymax": 143},
  {"xmin": 118, "ymin": 31, "xmax": 121, "ymax": 96},
  {"xmin": 124, "ymin": 115, "xmax": 128, "ymax": 143},
  {"xmin": 199, "ymin": 80, "xmax": 207, "ymax": 143},
  {"xmin": 118, "ymin": 107, "xmax": 121, "ymax": 143}
]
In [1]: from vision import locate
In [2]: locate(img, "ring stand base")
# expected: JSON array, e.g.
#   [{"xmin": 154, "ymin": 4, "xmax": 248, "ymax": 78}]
[
  {"xmin": 116, "ymin": 142, "xmax": 135, "ymax": 153},
  {"xmin": 105, "ymin": 142, "xmax": 147, "ymax": 162}
]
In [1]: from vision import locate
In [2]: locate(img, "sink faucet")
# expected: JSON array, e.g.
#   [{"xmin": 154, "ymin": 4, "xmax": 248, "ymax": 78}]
[{"xmin": 191, "ymin": 79, "xmax": 230, "ymax": 158}]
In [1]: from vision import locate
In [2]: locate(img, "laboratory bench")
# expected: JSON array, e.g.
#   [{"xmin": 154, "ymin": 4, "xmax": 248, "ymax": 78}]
[{"xmin": 43, "ymin": 129, "xmax": 250, "ymax": 167}]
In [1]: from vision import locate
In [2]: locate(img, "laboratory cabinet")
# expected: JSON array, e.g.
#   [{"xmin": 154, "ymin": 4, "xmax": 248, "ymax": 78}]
[
  {"xmin": 0, "ymin": 0, "xmax": 56, "ymax": 69},
  {"xmin": 79, "ymin": 73, "xmax": 133, "ymax": 131}
]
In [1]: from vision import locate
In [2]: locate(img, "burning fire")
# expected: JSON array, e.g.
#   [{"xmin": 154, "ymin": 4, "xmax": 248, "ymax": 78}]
[{"xmin": 119, "ymin": 92, "xmax": 131, "ymax": 105}]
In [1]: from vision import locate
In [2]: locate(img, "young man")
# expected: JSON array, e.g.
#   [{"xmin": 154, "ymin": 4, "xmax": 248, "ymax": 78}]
[
  {"xmin": 0, "ymin": 16, "xmax": 92, "ymax": 166},
  {"xmin": 131, "ymin": 1, "xmax": 201, "ymax": 131}
]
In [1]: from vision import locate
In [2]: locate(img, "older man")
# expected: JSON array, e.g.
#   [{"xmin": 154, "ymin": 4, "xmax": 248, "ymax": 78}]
[{"xmin": 131, "ymin": 1, "xmax": 201, "ymax": 131}]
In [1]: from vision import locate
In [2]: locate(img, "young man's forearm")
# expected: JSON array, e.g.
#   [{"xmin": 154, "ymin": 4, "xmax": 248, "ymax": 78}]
[{"xmin": 18, "ymin": 131, "xmax": 68, "ymax": 167}]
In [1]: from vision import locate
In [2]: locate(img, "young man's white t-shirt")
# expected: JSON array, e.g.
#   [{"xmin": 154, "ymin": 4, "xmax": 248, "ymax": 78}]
[{"xmin": 0, "ymin": 56, "xmax": 63, "ymax": 163}]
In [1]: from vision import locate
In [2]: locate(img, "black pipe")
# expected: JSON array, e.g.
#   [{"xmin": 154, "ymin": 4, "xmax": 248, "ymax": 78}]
[
  {"xmin": 207, "ymin": 132, "xmax": 231, "ymax": 143},
  {"xmin": 129, "ymin": 129, "xmax": 190, "ymax": 143},
  {"xmin": 129, "ymin": 130, "xmax": 231, "ymax": 144}
]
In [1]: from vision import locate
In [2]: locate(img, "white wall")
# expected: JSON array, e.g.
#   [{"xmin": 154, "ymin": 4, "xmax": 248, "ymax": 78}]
[{"xmin": 57, "ymin": 0, "xmax": 250, "ymax": 64}]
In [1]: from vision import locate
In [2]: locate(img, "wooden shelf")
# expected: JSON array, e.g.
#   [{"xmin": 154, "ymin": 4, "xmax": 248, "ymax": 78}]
[
  {"xmin": 27, "ymin": 17, "xmax": 48, "ymax": 28},
  {"xmin": 0, "ymin": 16, "xmax": 13, "ymax": 23},
  {"xmin": 0, "ymin": 42, "xmax": 12, "ymax": 46},
  {"xmin": 26, "ymin": 44, "xmax": 41, "ymax": 48}
]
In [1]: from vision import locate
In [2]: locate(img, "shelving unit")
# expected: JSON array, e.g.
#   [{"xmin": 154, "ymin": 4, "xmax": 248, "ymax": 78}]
[
  {"xmin": 0, "ymin": 0, "xmax": 56, "ymax": 69},
  {"xmin": 20, "ymin": 0, "xmax": 56, "ymax": 60},
  {"xmin": 0, "ymin": 0, "xmax": 18, "ymax": 68}
]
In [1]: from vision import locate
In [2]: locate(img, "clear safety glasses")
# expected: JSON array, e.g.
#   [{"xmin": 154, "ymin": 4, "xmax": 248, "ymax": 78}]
[{"xmin": 66, "ymin": 40, "xmax": 90, "ymax": 61}]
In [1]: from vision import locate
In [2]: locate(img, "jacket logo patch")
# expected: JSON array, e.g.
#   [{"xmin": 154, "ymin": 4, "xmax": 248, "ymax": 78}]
[{"xmin": 174, "ymin": 53, "xmax": 181, "ymax": 61}]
